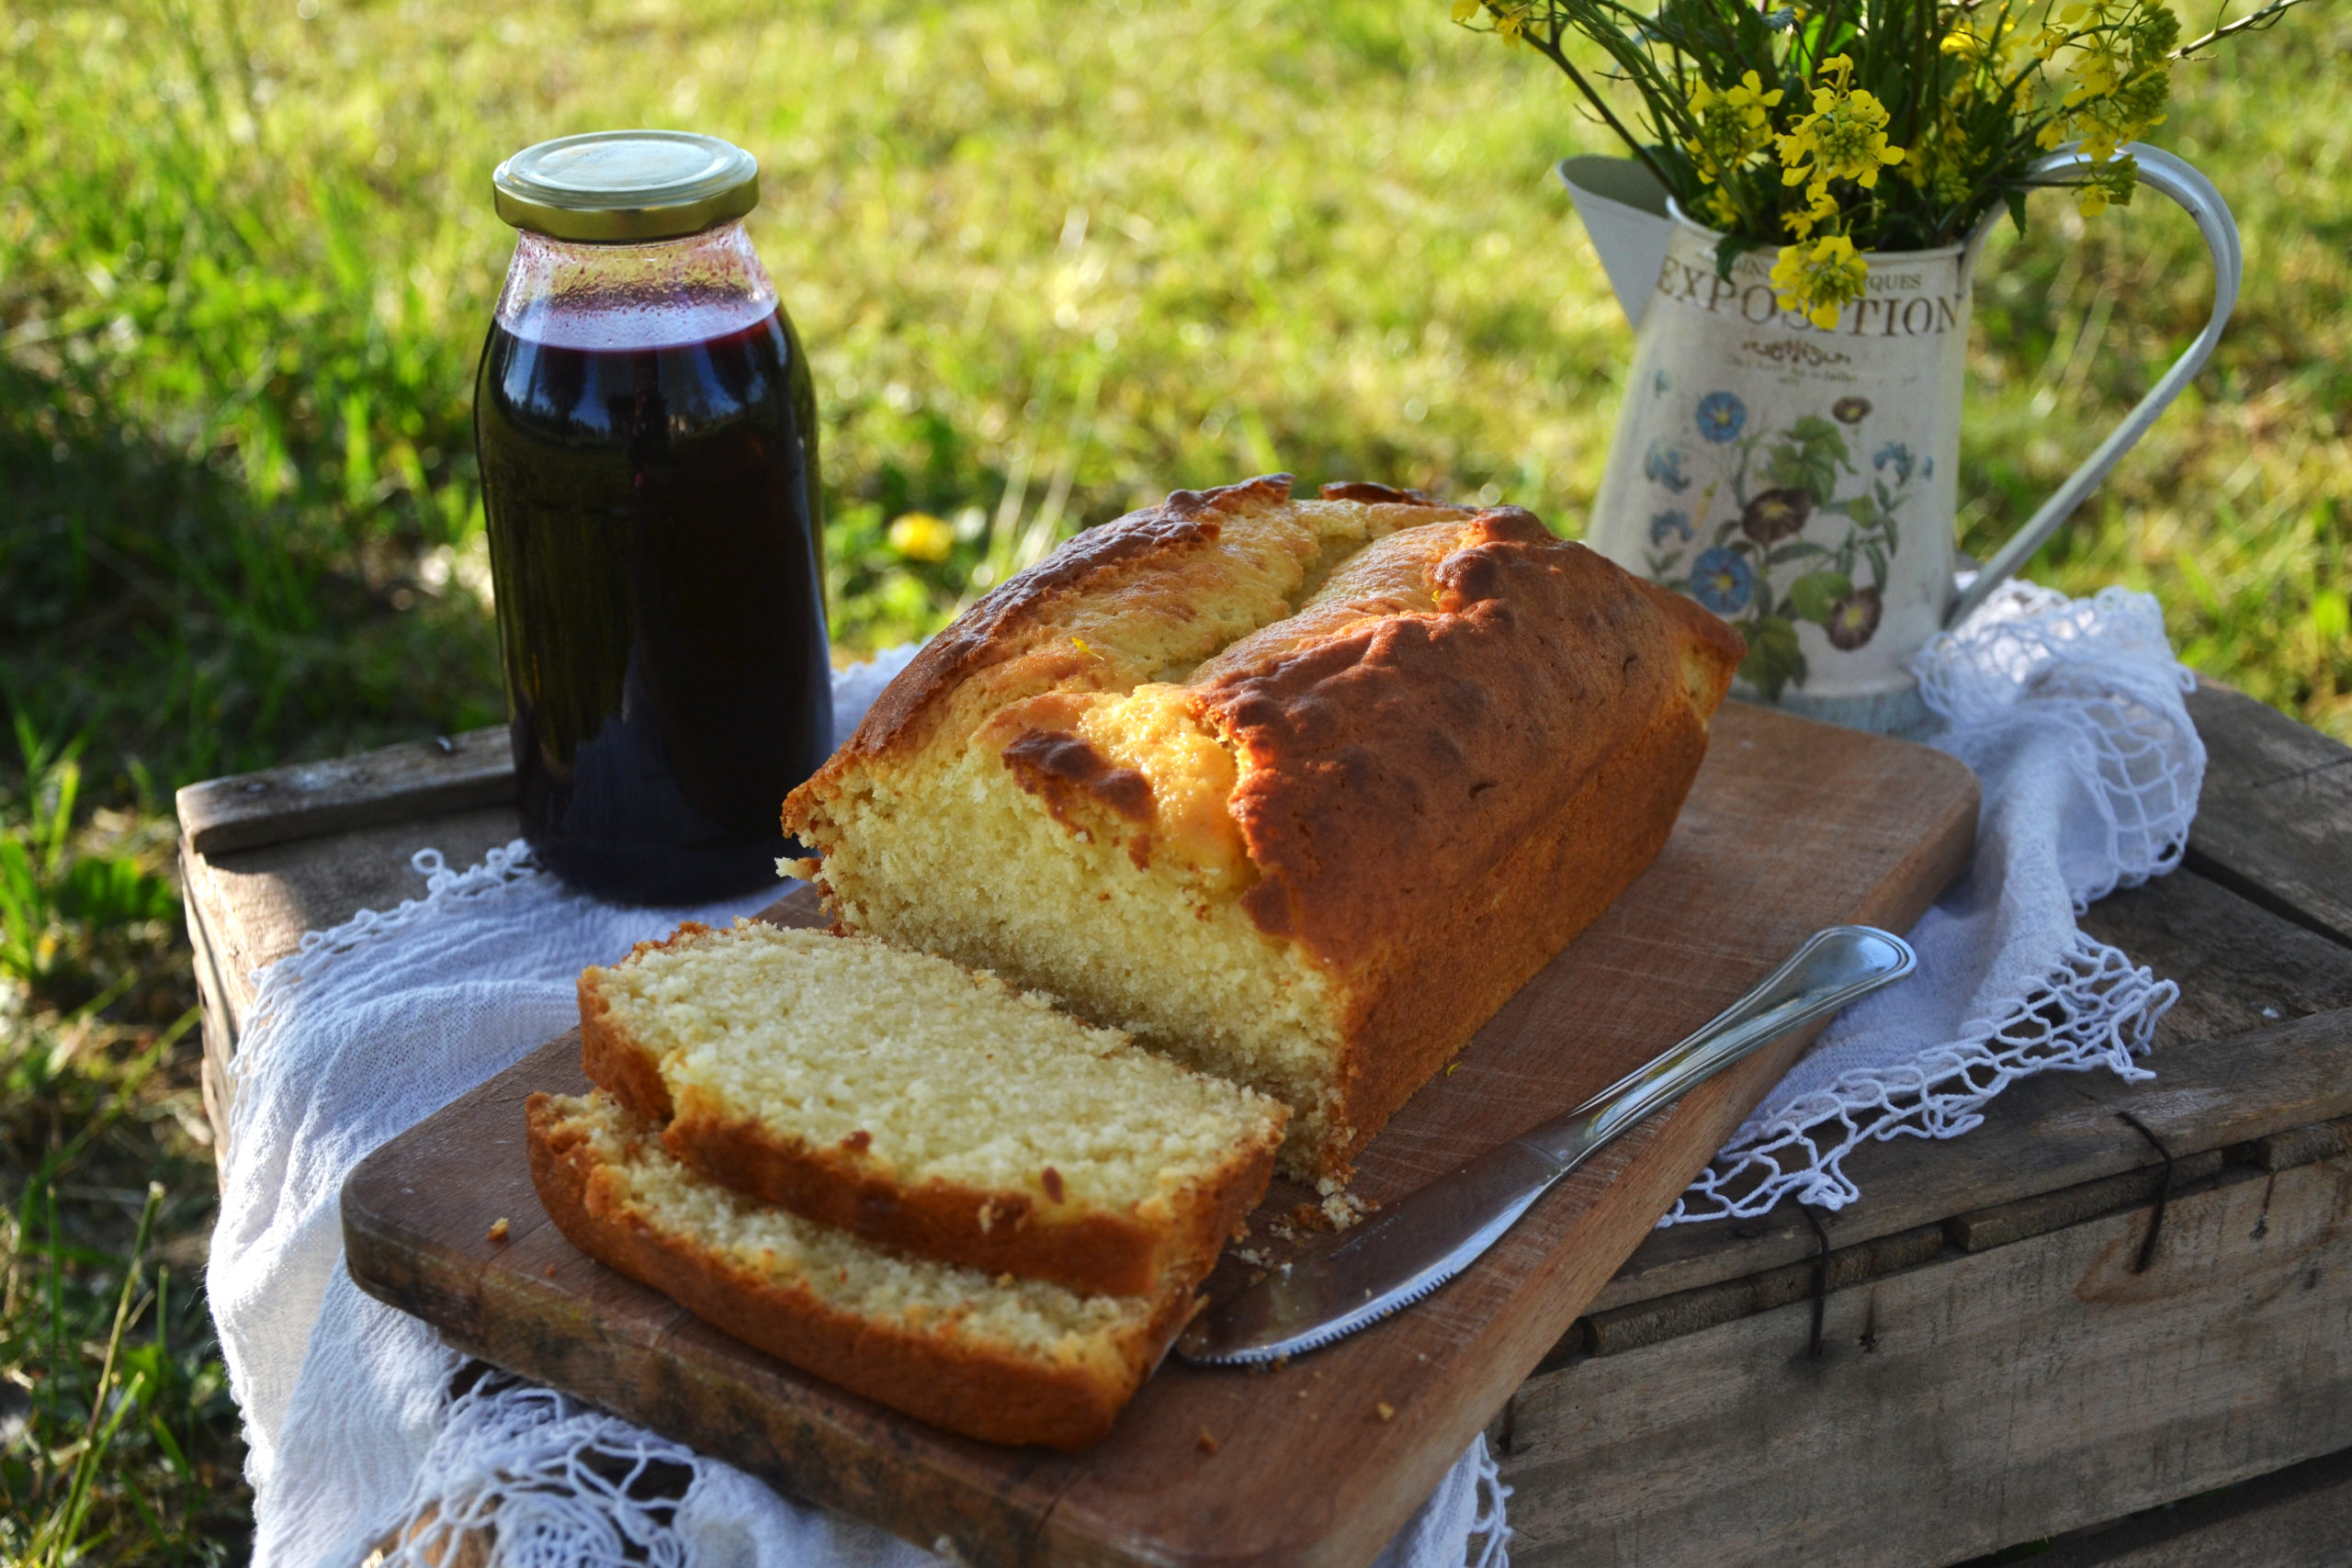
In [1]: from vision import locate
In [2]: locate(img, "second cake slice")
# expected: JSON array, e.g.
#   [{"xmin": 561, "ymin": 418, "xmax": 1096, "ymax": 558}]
[{"xmin": 580, "ymin": 919, "xmax": 1288, "ymax": 1297}]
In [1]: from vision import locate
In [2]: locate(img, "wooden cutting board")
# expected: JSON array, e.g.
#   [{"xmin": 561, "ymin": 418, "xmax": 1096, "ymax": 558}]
[{"xmin": 342, "ymin": 701, "xmax": 1977, "ymax": 1567}]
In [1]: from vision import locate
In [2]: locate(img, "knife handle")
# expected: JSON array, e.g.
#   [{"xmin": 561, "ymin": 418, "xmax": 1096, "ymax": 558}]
[{"xmin": 1511, "ymin": 926, "xmax": 1916, "ymax": 1170}]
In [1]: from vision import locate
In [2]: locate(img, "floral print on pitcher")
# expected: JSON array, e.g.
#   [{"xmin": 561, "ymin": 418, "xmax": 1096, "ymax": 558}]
[{"xmin": 1642, "ymin": 389, "xmax": 1918, "ymax": 701}]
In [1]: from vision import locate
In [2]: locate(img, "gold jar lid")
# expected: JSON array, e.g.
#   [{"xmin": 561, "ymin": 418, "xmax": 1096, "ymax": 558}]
[{"xmin": 492, "ymin": 130, "xmax": 759, "ymax": 243}]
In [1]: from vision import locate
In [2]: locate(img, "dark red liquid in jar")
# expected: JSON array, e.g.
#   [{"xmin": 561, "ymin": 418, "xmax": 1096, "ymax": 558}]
[{"xmin": 475, "ymin": 297, "xmax": 831, "ymax": 903}]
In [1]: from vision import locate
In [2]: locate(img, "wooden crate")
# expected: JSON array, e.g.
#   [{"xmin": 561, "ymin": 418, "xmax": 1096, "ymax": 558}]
[{"xmin": 178, "ymin": 684, "xmax": 2352, "ymax": 1566}]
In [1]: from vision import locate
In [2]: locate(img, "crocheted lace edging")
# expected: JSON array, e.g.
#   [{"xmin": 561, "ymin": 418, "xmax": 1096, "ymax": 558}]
[
  {"xmin": 1668, "ymin": 928, "xmax": 2175, "ymax": 1222},
  {"xmin": 365, "ymin": 1369, "xmax": 701, "ymax": 1568}
]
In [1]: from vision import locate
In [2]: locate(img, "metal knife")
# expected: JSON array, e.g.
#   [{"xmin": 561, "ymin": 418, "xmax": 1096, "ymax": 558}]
[{"xmin": 1175, "ymin": 924, "xmax": 1917, "ymax": 1366}]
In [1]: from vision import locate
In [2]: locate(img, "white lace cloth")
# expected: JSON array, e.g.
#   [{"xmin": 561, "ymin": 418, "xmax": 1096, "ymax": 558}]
[
  {"xmin": 209, "ymin": 647, "xmax": 1510, "ymax": 1568},
  {"xmin": 1670, "ymin": 581, "xmax": 2203, "ymax": 1220}
]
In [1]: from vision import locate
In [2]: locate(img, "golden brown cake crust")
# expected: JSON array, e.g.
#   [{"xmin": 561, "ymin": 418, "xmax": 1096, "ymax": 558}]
[
  {"xmin": 525, "ymin": 1093, "xmax": 1193, "ymax": 1451},
  {"xmin": 1317, "ymin": 682, "xmax": 1716, "ymax": 1169},
  {"xmin": 1184, "ymin": 503, "xmax": 1739, "ymax": 1170},
  {"xmin": 578, "ymin": 923, "xmax": 727, "ymax": 1124},
  {"xmin": 659, "ymin": 1093, "xmax": 1279, "ymax": 1299},
  {"xmin": 1200, "ymin": 505, "xmax": 1739, "ymax": 976},
  {"xmin": 817, "ymin": 474, "xmax": 1296, "ymax": 770}
]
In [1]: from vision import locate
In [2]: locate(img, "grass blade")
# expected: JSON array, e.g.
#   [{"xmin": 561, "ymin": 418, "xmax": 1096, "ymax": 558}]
[{"xmin": 35, "ymin": 1180, "xmax": 163, "ymax": 1568}]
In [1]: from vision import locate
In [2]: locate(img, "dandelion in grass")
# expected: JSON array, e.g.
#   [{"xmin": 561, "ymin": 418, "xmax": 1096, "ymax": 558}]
[{"xmin": 888, "ymin": 513, "xmax": 956, "ymax": 562}]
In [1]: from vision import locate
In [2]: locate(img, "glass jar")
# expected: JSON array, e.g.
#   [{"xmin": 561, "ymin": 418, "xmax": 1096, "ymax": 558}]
[{"xmin": 477, "ymin": 131, "xmax": 831, "ymax": 904}]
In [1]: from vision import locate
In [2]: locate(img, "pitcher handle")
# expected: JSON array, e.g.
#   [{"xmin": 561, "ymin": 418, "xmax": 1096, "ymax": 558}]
[{"xmin": 1945, "ymin": 143, "xmax": 2242, "ymax": 628}]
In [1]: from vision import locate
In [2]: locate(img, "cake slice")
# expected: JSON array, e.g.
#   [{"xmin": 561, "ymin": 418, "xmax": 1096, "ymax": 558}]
[
  {"xmin": 526, "ymin": 1089, "xmax": 1192, "ymax": 1450},
  {"xmin": 578, "ymin": 919, "xmax": 1288, "ymax": 1297},
  {"xmin": 781, "ymin": 476, "xmax": 1746, "ymax": 1179}
]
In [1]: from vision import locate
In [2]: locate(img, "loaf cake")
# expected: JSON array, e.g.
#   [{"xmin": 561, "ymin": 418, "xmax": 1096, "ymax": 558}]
[
  {"xmin": 526, "ymin": 1089, "xmax": 1193, "ymax": 1450},
  {"xmin": 577, "ymin": 919, "xmax": 1287, "ymax": 1295},
  {"xmin": 781, "ymin": 476, "xmax": 1745, "ymax": 1179}
]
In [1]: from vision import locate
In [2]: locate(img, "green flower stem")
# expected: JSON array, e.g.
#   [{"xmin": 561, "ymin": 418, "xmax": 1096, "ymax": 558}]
[
  {"xmin": 34, "ymin": 1181, "xmax": 162, "ymax": 1568},
  {"xmin": 2173, "ymin": 0, "xmax": 2317, "ymax": 57},
  {"xmin": 1518, "ymin": 15, "xmax": 1685, "ymax": 197}
]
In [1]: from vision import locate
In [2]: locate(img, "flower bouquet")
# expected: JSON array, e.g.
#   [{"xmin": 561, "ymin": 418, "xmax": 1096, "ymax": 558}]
[
  {"xmin": 1453, "ymin": 0, "xmax": 2299, "ymax": 325},
  {"xmin": 1454, "ymin": 0, "xmax": 2265, "ymax": 721}
]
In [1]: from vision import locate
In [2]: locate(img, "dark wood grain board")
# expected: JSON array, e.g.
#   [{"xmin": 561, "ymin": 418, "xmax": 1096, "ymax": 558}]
[
  {"xmin": 2184, "ymin": 681, "xmax": 2352, "ymax": 949},
  {"xmin": 341, "ymin": 701, "xmax": 1978, "ymax": 1568},
  {"xmin": 175, "ymin": 724, "xmax": 513, "ymax": 857}
]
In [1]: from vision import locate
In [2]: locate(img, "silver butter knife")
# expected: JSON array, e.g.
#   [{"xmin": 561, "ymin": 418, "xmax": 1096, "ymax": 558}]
[{"xmin": 1176, "ymin": 924, "xmax": 1917, "ymax": 1366}]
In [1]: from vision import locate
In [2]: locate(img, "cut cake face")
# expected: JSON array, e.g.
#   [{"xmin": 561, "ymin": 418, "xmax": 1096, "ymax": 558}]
[
  {"xmin": 578, "ymin": 919, "xmax": 1287, "ymax": 1296},
  {"xmin": 526, "ymin": 1089, "xmax": 1193, "ymax": 1451}
]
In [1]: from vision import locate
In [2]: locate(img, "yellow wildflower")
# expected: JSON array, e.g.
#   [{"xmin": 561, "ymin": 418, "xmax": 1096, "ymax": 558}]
[
  {"xmin": 887, "ymin": 512, "xmax": 956, "ymax": 562},
  {"xmin": 2033, "ymin": 0, "xmax": 2176, "ymax": 172},
  {"xmin": 1778, "ymin": 56, "xmax": 1906, "ymax": 193},
  {"xmin": 1770, "ymin": 233, "xmax": 1869, "ymax": 330},
  {"xmin": 1449, "ymin": 0, "xmax": 1528, "ymax": 39},
  {"xmin": 1781, "ymin": 180, "xmax": 1841, "ymax": 240},
  {"xmin": 1686, "ymin": 69, "xmax": 1785, "ymax": 184}
]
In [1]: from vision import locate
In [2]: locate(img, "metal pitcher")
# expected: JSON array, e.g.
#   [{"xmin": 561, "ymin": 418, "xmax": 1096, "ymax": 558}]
[{"xmin": 1562, "ymin": 145, "xmax": 2240, "ymax": 734}]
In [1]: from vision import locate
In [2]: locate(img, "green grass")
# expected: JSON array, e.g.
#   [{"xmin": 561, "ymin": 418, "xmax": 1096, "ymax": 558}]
[
  {"xmin": 0, "ymin": 734, "xmax": 243, "ymax": 1563},
  {"xmin": 1, "ymin": 0, "xmax": 2346, "ymax": 1558}
]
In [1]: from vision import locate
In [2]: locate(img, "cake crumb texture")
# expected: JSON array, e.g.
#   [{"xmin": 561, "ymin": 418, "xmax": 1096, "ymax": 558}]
[
  {"xmin": 577, "ymin": 919, "xmax": 1286, "ymax": 1295},
  {"xmin": 526, "ymin": 1089, "xmax": 1193, "ymax": 1450}
]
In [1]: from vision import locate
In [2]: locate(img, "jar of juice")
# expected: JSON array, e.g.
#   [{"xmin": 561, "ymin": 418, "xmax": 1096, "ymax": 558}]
[{"xmin": 477, "ymin": 131, "xmax": 831, "ymax": 903}]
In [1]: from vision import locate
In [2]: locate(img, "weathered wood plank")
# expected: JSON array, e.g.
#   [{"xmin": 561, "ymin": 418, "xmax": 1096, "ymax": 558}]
[
  {"xmin": 183, "ymin": 839, "xmax": 242, "ymax": 1172},
  {"xmin": 183, "ymin": 802, "xmax": 523, "ymax": 1163},
  {"xmin": 2080, "ymin": 865, "xmax": 2352, "ymax": 1049},
  {"xmin": 1983, "ymin": 1443, "xmax": 2352, "ymax": 1568},
  {"xmin": 1942, "ymin": 1149, "xmax": 2225, "ymax": 1253},
  {"xmin": 1577, "ymin": 1098, "xmax": 2352, "ymax": 1361},
  {"xmin": 2184, "ymin": 681, "xmax": 2352, "ymax": 949},
  {"xmin": 1498, "ymin": 1153, "xmax": 2352, "ymax": 1568},
  {"xmin": 1586, "ymin": 866, "xmax": 2352, "ymax": 1314},
  {"xmin": 2249, "ymin": 1114, "xmax": 2352, "ymax": 1174},
  {"xmin": 175, "ymin": 725, "xmax": 513, "ymax": 858},
  {"xmin": 1572, "ymin": 1224, "xmax": 1946, "ymax": 1361},
  {"xmin": 183, "ymin": 804, "xmax": 524, "ymax": 1029}
]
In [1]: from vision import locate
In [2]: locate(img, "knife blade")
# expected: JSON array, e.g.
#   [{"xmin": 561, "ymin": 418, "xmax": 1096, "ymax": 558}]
[{"xmin": 1175, "ymin": 924, "xmax": 1916, "ymax": 1366}]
